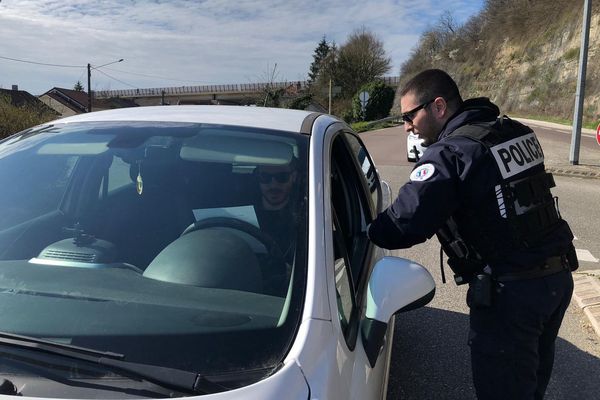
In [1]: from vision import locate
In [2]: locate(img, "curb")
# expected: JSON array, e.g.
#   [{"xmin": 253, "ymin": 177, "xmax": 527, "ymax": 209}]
[
  {"xmin": 546, "ymin": 167, "xmax": 600, "ymax": 180},
  {"xmin": 516, "ymin": 118, "xmax": 597, "ymax": 136},
  {"xmin": 572, "ymin": 273, "xmax": 600, "ymax": 338}
]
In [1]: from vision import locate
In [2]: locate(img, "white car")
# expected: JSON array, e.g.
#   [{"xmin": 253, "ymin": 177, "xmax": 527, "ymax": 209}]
[
  {"xmin": 407, "ymin": 132, "xmax": 426, "ymax": 162},
  {"xmin": 0, "ymin": 106, "xmax": 434, "ymax": 399}
]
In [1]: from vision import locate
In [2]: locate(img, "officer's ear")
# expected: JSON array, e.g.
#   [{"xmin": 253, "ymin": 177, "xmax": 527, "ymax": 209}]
[{"xmin": 431, "ymin": 97, "xmax": 450, "ymax": 119}]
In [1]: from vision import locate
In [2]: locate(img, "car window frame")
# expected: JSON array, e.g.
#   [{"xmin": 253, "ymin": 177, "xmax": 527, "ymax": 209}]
[{"xmin": 327, "ymin": 126, "xmax": 381, "ymax": 350}]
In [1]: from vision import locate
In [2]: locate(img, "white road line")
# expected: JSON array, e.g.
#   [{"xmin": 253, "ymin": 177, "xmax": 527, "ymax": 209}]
[{"xmin": 576, "ymin": 249, "xmax": 599, "ymax": 263}]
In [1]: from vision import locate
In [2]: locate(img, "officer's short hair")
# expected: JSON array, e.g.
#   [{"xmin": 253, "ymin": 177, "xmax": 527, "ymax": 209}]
[{"xmin": 400, "ymin": 69, "xmax": 463, "ymax": 111}]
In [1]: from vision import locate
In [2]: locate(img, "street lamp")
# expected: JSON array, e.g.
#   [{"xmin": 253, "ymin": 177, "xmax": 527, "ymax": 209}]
[{"xmin": 87, "ymin": 58, "xmax": 124, "ymax": 112}]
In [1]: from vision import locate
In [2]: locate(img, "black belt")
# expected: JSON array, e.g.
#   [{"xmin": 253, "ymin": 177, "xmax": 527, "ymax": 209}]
[{"xmin": 496, "ymin": 256, "xmax": 570, "ymax": 282}]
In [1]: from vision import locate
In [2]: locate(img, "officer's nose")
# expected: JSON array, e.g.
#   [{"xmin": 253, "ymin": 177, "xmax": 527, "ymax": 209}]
[{"xmin": 404, "ymin": 120, "xmax": 414, "ymax": 133}]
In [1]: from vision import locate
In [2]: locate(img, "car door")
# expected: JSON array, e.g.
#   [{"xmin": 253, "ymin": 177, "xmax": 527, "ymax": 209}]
[{"xmin": 326, "ymin": 125, "xmax": 390, "ymax": 400}]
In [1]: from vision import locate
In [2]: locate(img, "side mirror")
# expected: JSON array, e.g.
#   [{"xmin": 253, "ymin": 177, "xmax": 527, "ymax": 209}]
[{"xmin": 361, "ymin": 256, "xmax": 435, "ymax": 367}]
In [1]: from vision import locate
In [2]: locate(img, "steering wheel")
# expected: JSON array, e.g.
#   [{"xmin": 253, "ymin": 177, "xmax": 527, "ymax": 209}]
[{"xmin": 180, "ymin": 217, "xmax": 289, "ymax": 295}]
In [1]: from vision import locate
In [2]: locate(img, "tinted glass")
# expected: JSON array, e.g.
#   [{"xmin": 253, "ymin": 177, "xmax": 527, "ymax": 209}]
[{"xmin": 0, "ymin": 121, "xmax": 308, "ymax": 393}]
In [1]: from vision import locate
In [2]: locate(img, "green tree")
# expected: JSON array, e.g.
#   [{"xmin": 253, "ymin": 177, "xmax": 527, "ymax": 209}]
[
  {"xmin": 308, "ymin": 36, "xmax": 332, "ymax": 84},
  {"xmin": 351, "ymin": 81, "xmax": 395, "ymax": 121},
  {"xmin": 336, "ymin": 27, "xmax": 391, "ymax": 98},
  {"xmin": 73, "ymin": 80, "xmax": 84, "ymax": 91}
]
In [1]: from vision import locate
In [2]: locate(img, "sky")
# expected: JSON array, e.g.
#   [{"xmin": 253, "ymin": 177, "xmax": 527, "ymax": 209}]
[{"xmin": 0, "ymin": 0, "xmax": 484, "ymax": 95}]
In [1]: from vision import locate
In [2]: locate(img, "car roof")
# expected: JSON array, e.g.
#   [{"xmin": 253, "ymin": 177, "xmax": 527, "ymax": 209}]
[{"xmin": 54, "ymin": 105, "xmax": 323, "ymax": 134}]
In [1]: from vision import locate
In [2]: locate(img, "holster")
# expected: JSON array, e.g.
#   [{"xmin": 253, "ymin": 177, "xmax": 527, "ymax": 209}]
[
  {"xmin": 470, "ymin": 273, "xmax": 493, "ymax": 308},
  {"xmin": 448, "ymin": 257, "xmax": 486, "ymax": 285}
]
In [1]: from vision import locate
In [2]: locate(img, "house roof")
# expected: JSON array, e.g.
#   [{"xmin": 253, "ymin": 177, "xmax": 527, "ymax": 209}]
[
  {"xmin": 0, "ymin": 88, "xmax": 58, "ymax": 115},
  {"xmin": 41, "ymin": 87, "xmax": 138, "ymax": 113},
  {"xmin": 41, "ymin": 87, "xmax": 88, "ymax": 113},
  {"xmin": 1, "ymin": 88, "xmax": 43, "ymax": 107}
]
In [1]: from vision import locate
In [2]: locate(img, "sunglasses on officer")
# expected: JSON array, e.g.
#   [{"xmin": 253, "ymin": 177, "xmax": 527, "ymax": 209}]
[
  {"xmin": 400, "ymin": 98, "xmax": 435, "ymax": 124},
  {"xmin": 258, "ymin": 170, "xmax": 293, "ymax": 184}
]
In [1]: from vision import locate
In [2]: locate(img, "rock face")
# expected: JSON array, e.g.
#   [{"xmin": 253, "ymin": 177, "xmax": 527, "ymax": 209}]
[{"xmin": 395, "ymin": 3, "xmax": 600, "ymax": 125}]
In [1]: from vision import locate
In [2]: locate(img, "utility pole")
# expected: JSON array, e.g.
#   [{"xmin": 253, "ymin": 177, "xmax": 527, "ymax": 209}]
[
  {"xmin": 87, "ymin": 59, "xmax": 124, "ymax": 113},
  {"xmin": 87, "ymin": 63, "xmax": 92, "ymax": 113},
  {"xmin": 328, "ymin": 78, "xmax": 332, "ymax": 114},
  {"xmin": 570, "ymin": 0, "xmax": 592, "ymax": 164}
]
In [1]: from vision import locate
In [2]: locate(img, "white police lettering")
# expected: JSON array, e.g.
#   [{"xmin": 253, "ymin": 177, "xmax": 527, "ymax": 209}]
[
  {"xmin": 490, "ymin": 133, "xmax": 544, "ymax": 179},
  {"xmin": 410, "ymin": 163, "xmax": 436, "ymax": 182}
]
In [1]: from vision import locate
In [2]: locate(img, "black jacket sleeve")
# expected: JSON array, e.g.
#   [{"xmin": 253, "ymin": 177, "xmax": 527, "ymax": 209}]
[{"xmin": 368, "ymin": 138, "xmax": 481, "ymax": 249}]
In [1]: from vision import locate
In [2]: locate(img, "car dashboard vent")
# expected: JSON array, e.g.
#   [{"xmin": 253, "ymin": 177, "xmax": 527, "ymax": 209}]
[
  {"xmin": 36, "ymin": 237, "xmax": 118, "ymax": 264},
  {"xmin": 40, "ymin": 249, "xmax": 97, "ymax": 263}
]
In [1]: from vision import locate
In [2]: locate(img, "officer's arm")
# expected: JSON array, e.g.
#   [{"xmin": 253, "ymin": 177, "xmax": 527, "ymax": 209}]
[{"xmin": 368, "ymin": 145, "xmax": 465, "ymax": 249}]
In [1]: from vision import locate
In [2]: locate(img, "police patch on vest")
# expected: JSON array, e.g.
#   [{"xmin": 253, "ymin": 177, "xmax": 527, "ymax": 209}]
[
  {"xmin": 490, "ymin": 132, "xmax": 544, "ymax": 179},
  {"xmin": 410, "ymin": 163, "xmax": 435, "ymax": 181}
]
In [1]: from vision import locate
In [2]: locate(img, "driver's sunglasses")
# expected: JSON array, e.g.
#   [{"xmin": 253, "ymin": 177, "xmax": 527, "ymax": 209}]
[
  {"xmin": 258, "ymin": 171, "xmax": 292, "ymax": 184},
  {"xmin": 401, "ymin": 99, "xmax": 435, "ymax": 124}
]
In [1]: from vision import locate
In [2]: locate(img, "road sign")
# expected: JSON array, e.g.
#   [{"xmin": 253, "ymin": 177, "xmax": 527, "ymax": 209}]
[
  {"xmin": 359, "ymin": 91, "xmax": 370, "ymax": 104},
  {"xmin": 359, "ymin": 91, "xmax": 370, "ymax": 119},
  {"xmin": 597, "ymin": 122, "xmax": 600, "ymax": 146}
]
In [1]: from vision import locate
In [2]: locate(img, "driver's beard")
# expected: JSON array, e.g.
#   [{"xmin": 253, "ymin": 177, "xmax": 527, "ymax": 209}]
[{"xmin": 262, "ymin": 192, "xmax": 289, "ymax": 210}]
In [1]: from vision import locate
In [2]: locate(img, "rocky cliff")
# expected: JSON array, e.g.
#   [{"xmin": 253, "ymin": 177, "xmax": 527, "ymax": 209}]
[{"xmin": 396, "ymin": 1, "xmax": 600, "ymax": 126}]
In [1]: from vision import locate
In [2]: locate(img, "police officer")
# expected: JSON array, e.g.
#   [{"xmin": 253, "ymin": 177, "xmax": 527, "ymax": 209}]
[{"xmin": 367, "ymin": 69, "xmax": 576, "ymax": 400}]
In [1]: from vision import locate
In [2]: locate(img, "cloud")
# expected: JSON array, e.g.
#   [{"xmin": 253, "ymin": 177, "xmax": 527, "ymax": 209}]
[{"xmin": 0, "ymin": 0, "xmax": 484, "ymax": 94}]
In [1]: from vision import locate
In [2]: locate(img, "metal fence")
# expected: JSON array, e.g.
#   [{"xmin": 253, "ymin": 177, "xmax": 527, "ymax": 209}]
[{"xmin": 95, "ymin": 76, "xmax": 400, "ymax": 99}]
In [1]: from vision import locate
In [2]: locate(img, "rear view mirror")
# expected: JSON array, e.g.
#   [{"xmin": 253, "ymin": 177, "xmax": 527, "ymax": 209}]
[{"xmin": 361, "ymin": 256, "xmax": 435, "ymax": 367}]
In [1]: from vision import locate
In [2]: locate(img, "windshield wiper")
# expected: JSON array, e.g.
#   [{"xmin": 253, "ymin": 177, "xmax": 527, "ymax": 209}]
[
  {"xmin": 0, "ymin": 331, "xmax": 223, "ymax": 395},
  {"xmin": 0, "ymin": 331, "xmax": 123, "ymax": 359}
]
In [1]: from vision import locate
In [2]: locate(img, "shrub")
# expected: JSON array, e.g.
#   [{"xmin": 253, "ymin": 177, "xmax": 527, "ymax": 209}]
[
  {"xmin": 350, "ymin": 121, "xmax": 370, "ymax": 132},
  {"xmin": 286, "ymin": 93, "xmax": 314, "ymax": 110},
  {"xmin": 0, "ymin": 95, "xmax": 56, "ymax": 139},
  {"xmin": 351, "ymin": 81, "xmax": 395, "ymax": 122},
  {"xmin": 563, "ymin": 47, "xmax": 579, "ymax": 61}
]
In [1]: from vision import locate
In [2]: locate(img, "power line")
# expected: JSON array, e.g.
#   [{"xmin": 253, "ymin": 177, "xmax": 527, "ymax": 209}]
[
  {"xmin": 92, "ymin": 68, "xmax": 138, "ymax": 89},
  {"xmin": 0, "ymin": 55, "xmax": 85, "ymax": 68}
]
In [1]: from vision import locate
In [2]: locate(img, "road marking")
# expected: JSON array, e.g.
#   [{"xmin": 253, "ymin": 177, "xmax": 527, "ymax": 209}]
[{"xmin": 576, "ymin": 249, "xmax": 599, "ymax": 263}]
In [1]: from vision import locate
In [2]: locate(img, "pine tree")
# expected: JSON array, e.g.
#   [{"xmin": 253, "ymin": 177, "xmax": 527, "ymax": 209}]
[
  {"xmin": 73, "ymin": 81, "xmax": 84, "ymax": 91},
  {"xmin": 308, "ymin": 36, "xmax": 331, "ymax": 84}
]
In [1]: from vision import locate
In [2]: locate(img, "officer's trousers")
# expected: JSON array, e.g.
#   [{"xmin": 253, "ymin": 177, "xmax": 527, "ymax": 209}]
[{"xmin": 467, "ymin": 270, "xmax": 573, "ymax": 400}]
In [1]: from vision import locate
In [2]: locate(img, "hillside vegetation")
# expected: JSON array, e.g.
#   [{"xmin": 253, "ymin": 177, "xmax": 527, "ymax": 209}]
[{"xmin": 397, "ymin": 0, "xmax": 600, "ymax": 127}]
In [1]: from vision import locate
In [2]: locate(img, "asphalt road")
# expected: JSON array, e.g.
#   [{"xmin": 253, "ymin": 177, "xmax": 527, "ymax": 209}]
[{"xmin": 360, "ymin": 125, "xmax": 600, "ymax": 400}]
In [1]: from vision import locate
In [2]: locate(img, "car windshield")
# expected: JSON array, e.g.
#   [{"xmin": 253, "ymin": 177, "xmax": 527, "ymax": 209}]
[{"xmin": 0, "ymin": 121, "xmax": 308, "ymax": 390}]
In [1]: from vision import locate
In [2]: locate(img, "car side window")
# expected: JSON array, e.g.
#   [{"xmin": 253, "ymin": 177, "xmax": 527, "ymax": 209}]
[
  {"xmin": 333, "ymin": 215, "xmax": 356, "ymax": 336},
  {"xmin": 330, "ymin": 133, "xmax": 373, "ymax": 349},
  {"xmin": 0, "ymin": 154, "xmax": 77, "ymax": 230},
  {"xmin": 344, "ymin": 133, "xmax": 381, "ymax": 214},
  {"xmin": 331, "ymin": 135, "xmax": 372, "ymax": 286},
  {"xmin": 97, "ymin": 155, "xmax": 134, "ymax": 198},
  {"xmin": 107, "ymin": 156, "xmax": 134, "ymax": 193}
]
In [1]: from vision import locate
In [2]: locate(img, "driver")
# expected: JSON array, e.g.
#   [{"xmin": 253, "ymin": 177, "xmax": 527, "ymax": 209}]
[{"xmin": 254, "ymin": 158, "xmax": 299, "ymax": 261}]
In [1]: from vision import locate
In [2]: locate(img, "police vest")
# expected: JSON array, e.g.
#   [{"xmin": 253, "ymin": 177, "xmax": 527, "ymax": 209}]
[{"xmin": 437, "ymin": 116, "xmax": 562, "ymax": 283}]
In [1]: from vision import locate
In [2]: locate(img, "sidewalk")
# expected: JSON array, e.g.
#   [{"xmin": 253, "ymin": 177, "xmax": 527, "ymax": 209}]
[{"xmin": 517, "ymin": 118, "xmax": 600, "ymax": 338}]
